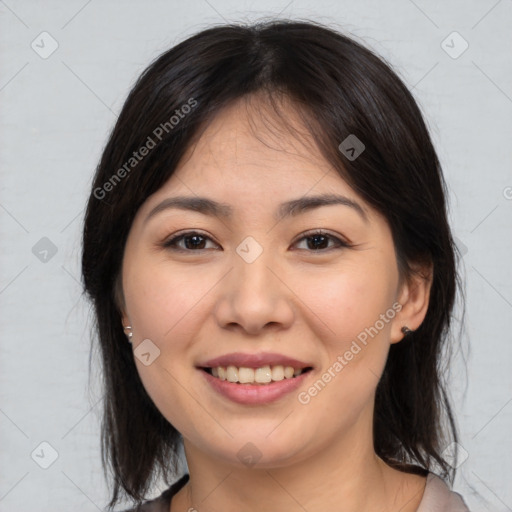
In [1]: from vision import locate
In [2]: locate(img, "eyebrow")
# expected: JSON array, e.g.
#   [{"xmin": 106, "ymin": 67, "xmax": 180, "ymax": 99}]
[{"xmin": 144, "ymin": 193, "xmax": 368, "ymax": 225}]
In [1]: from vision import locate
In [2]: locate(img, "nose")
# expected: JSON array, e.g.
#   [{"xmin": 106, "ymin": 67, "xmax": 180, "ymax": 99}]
[{"xmin": 213, "ymin": 251, "xmax": 295, "ymax": 336}]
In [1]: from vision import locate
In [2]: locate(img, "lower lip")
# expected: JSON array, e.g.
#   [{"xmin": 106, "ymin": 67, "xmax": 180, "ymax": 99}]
[{"xmin": 199, "ymin": 369, "xmax": 311, "ymax": 405}]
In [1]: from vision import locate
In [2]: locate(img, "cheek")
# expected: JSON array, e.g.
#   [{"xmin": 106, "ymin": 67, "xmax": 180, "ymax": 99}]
[
  {"xmin": 123, "ymin": 259, "xmax": 213, "ymax": 341},
  {"xmin": 295, "ymin": 263, "xmax": 396, "ymax": 344}
]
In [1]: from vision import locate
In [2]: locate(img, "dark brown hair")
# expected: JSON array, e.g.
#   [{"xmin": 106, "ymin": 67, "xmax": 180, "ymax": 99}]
[{"xmin": 81, "ymin": 19, "xmax": 462, "ymax": 510}]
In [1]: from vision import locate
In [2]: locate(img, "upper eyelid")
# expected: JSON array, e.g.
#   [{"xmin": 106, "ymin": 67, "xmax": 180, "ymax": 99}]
[
  {"xmin": 163, "ymin": 229, "xmax": 220, "ymax": 247},
  {"xmin": 291, "ymin": 230, "xmax": 349, "ymax": 250}
]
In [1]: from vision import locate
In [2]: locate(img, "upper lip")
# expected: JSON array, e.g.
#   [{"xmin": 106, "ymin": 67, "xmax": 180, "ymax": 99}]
[{"xmin": 198, "ymin": 352, "xmax": 313, "ymax": 369}]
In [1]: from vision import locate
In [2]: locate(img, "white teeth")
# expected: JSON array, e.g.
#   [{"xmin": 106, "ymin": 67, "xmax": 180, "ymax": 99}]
[
  {"xmin": 238, "ymin": 367, "xmax": 255, "ymax": 383},
  {"xmin": 271, "ymin": 365, "xmax": 284, "ymax": 381},
  {"xmin": 226, "ymin": 365, "xmax": 238, "ymax": 383},
  {"xmin": 284, "ymin": 366, "xmax": 295, "ymax": 379},
  {"xmin": 255, "ymin": 365, "xmax": 272, "ymax": 383},
  {"xmin": 208, "ymin": 364, "xmax": 307, "ymax": 384}
]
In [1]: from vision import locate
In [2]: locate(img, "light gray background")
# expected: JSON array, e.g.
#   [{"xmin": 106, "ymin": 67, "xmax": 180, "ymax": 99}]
[{"xmin": 1, "ymin": 1, "xmax": 511, "ymax": 511}]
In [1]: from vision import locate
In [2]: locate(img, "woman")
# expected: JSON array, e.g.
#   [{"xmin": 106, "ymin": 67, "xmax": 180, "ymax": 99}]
[{"xmin": 81, "ymin": 20, "xmax": 470, "ymax": 511}]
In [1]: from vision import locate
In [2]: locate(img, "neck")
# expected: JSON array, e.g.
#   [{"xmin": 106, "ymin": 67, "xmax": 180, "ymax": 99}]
[{"xmin": 173, "ymin": 416, "xmax": 426, "ymax": 512}]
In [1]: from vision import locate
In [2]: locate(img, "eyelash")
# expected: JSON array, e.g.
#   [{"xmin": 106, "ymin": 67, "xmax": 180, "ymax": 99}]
[{"xmin": 161, "ymin": 229, "xmax": 351, "ymax": 253}]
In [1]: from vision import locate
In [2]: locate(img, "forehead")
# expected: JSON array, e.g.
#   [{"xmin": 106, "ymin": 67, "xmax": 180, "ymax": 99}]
[{"xmin": 167, "ymin": 95, "xmax": 355, "ymax": 199}]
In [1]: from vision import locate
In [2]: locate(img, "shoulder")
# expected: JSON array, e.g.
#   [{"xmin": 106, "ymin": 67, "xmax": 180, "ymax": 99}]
[
  {"xmin": 416, "ymin": 472, "xmax": 470, "ymax": 512},
  {"xmin": 117, "ymin": 474, "xmax": 190, "ymax": 512}
]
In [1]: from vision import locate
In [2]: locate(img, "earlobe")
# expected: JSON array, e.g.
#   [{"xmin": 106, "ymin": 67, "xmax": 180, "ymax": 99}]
[{"xmin": 390, "ymin": 263, "xmax": 433, "ymax": 343}]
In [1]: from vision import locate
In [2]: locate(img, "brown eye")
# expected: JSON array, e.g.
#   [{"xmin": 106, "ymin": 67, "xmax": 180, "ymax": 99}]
[
  {"xmin": 293, "ymin": 230, "xmax": 350, "ymax": 252},
  {"xmin": 163, "ymin": 231, "xmax": 219, "ymax": 251}
]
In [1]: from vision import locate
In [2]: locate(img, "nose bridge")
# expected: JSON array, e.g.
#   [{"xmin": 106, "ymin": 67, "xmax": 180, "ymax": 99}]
[
  {"xmin": 233, "ymin": 239, "xmax": 279, "ymax": 304},
  {"xmin": 214, "ymin": 237, "xmax": 294, "ymax": 333}
]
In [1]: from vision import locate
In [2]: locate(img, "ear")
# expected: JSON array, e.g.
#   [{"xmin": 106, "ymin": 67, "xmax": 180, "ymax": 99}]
[
  {"xmin": 114, "ymin": 274, "xmax": 130, "ymax": 327},
  {"xmin": 390, "ymin": 261, "xmax": 433, "ymax": 344},
  {"xmin": 121, "ymin": 311, "xmax": 130, "ymax": 328},
  {"xmin": 119, "ymin": 300, "xmax": 131, "ymax": 329}
]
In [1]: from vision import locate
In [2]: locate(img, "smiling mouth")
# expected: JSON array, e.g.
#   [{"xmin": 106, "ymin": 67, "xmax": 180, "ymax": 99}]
[{"xmin": 200, "ymin": 365, "xmax": 313, "ymax": 385}]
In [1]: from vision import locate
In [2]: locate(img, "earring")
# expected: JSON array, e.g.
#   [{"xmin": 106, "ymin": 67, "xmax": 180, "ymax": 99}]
[
  {"xmin": 401, "ymin": 326, "xmax": 413, "ymax": 337},
  {"xmin": 123, "ymin": 325, "xmax": 133, "ymax": 343}
]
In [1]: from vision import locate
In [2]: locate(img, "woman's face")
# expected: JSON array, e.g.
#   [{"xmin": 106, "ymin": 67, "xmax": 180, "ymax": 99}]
[{"xmin": 120, "ymin": 97, "xmax": 428, "ymax": 469}]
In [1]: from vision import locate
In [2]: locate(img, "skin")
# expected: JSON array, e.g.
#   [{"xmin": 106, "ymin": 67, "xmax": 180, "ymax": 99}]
[{"xmin": 119, "ymin": 95, "xmax": 432, "ymax": 512}]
